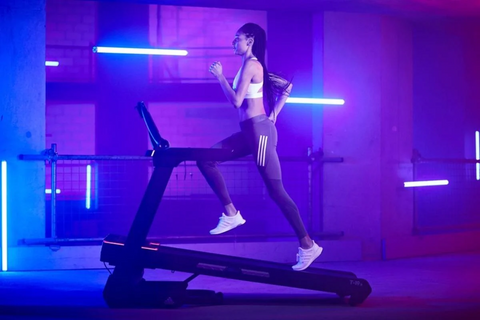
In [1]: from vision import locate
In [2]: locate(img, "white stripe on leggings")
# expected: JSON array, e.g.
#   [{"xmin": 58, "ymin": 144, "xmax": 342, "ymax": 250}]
[
  {"xmin": 262, "ymin": 136, "xmax": 268, "ymax": 166},
  {"xmin": 257, "ymin": 135, "xmax": 268, "ymax": 167},
  {"xmin": 257, "ymin": 135, "xmax": 264, "ymax": 166}
]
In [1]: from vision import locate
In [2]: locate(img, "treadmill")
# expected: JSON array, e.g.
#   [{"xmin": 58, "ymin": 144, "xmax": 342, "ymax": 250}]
[{"xmin": 100, "ymin": 102, "xmax": 372, "ymax": 308}]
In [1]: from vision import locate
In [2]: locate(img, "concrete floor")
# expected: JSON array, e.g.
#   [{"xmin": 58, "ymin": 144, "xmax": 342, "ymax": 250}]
[{"xmin": 0, "ymin": 251, "xmax": 479, "ymax": 319}]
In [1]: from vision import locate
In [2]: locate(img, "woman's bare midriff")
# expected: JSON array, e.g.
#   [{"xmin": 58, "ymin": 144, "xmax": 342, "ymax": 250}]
[{"xmin": 237, "ymin": 97, "xmax": 266, "ymax": 122}]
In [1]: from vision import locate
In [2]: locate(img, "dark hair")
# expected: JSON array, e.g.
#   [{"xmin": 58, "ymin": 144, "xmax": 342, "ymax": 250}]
[{"xmin": 237, "ymin": 23, "xmax": 291, "ymax": 116}]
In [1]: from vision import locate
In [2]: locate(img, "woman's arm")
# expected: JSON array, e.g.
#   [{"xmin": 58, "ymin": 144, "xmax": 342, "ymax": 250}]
[
  {"xmin": 210, "ymin": 60, "xmax": 257, "ymax": 108},
  {"xmin": 268, "ymin": 81, "xmax": 293, "ymax": 123}
]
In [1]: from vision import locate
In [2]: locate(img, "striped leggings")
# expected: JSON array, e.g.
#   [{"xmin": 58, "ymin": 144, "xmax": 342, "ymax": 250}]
[{"xmin": 196, "ymin": 114, "xmax": 308, "ymax": 239}]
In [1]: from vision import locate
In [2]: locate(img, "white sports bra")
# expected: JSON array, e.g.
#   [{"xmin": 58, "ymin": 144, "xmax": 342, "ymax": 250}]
[{"xmin": 232, "ymin": 58, "xmax": 263, "ymax": 99}]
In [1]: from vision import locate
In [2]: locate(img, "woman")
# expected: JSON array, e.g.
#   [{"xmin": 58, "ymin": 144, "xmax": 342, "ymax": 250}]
[{"xmin": 197, "ymin": 23, "xmax": 322, "ymax": 271}]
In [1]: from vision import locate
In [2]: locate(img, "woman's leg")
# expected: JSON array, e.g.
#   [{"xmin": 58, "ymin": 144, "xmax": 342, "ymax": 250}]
[
  {"xmin": 243, "ymin": 117, "xmax": 323, "ymax": 270},
  {"xmin": 197, "ymin": 132, "xmax": 250, "ymax": 234}
]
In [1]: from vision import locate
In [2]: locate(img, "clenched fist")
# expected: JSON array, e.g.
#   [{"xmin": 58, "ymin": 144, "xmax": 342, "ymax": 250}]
[{"xmin": 209, "ymin": 61, "xmax": 223, "ymax": 78}]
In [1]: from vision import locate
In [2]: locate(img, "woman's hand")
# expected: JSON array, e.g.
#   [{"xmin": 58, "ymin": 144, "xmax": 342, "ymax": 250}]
[
  {"xmin": 268, "ymin": 112, "xmax": 276, "ymax": 124},
  {"xmin": 209, "ymin": 61, "xmax": 223, "ymax": 78}
]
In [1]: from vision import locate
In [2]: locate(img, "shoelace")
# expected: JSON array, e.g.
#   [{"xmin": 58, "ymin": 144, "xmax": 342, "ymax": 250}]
[{"xmin": 297, "ymin": 248, "xmax": 315, "ymax": 262}]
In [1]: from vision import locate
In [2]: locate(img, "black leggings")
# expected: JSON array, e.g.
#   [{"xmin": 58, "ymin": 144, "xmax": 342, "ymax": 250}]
[{"xmin": 197, "ymin": 114, "xmax": 308, "ymax": 239}]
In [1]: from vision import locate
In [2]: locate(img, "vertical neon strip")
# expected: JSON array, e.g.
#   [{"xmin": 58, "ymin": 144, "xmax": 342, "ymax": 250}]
[
  {"xmin": 86, "ymin": 165, "xmax": 91, "ymax": 209},
  {"xmin": 94, "ymin": 163, "xmax": 99, "ymax": 210},
  {"xmin": 476, "ymin": 131, "xmax": 479, "ymax": 180},
  {"xmin": 1, "ymin": 161, "xmax": 7, "ymax": 271}
]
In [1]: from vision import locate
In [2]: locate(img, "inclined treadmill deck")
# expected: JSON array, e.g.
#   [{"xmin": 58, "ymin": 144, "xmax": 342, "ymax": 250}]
[
  {"xmin": 101, "ymin": 234, "xmax": 371, "ymax": 306},
  {"xmin": 100, "ymin": 102, "xmax": 372, "ymax": 308}
]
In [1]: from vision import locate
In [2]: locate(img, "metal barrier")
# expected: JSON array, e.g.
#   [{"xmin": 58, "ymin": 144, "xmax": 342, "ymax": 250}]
[
  {"xmin": 19, "ymin": 144, "xmax": 344, "ymax": 245},
  {"xmin": 412, "ymin": 151, "xmax": 480, "ymax": 234}
]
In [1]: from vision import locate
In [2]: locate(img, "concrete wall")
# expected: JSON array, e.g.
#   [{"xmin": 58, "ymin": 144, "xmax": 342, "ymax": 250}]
[
  {"xmin": 321, "ymin": 12, "xmax": 480, "ymax": 260},
  {"xmin": 3, "ymin": 0, "xmax": 480, "ymax": 270}
]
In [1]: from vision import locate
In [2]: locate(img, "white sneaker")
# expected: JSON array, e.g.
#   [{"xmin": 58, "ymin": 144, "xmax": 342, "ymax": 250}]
[
  {"xmin": 292, "ymin": 241, "xmax": 323, "ymax": 271},
  {"xmin": 209, "ymin": 211, "xmax": 246, "ymax": 235}
]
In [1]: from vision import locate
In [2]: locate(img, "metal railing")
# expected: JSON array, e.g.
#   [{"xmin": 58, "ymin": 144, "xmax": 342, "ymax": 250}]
[
  {"xmin": 411, "ymin": 150, "xmax": 480, "ymax": 234},
  {"xmin": 19, "ymin": 144, "xmax": 344, "ymax": 245}
]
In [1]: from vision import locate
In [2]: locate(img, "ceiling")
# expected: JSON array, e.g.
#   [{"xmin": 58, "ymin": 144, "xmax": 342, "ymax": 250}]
[{"xmin": 95, "ymin": 0, "xmax": 480, "ymax": 18}]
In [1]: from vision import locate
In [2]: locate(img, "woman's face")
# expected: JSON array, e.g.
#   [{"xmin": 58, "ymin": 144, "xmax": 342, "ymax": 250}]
[{"xmin": 232, "ymin": 32, "xmax": 250, "ymax": 56}]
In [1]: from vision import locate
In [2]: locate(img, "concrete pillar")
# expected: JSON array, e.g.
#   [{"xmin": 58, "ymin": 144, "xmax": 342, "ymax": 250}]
[
  {"xmin": 0, "ymin": 0, "xmax": 46, "ymax": 269},
  {"xmin": 95, "ymin": 2, "xmax": 150, "ymax": 236},
  {"xmin": 266, "ymin": 12, "xmax": 321, "ymax": 234},
  {"xmin": 322, "ymin": 12, "xmax": 414, "ymax": 260},
  {"xmin": 267, "ymin": 11, "xmax": 313, "ymax": 157}
]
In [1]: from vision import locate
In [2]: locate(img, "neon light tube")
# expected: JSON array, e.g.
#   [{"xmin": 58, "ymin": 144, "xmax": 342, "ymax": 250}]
[
  {"xmin": 1, "ymin": 161, "xmax": 7, "ymax": 271},
  {"xmin": 92, "ymin": 46, "xmax": 188, "ymax": 56},
  {"xmin": 86, "ymin": 165, "xmax": 91, "ymax": 209},
  {"xmin": 476, "ymin": 131, "xmax": 479, "ymax": 180},
  {"xmin": 286, "ymin": 97, "xmax": 344, "ymax": 105},
  {"xmin": 404, "ymin": 180, "xmax": 449, "ymax": 188},
  {"xmin": 45, "ymin": 61, "xmax": 59, "ymax": 67},
  {"xmin": 45, "ymin": 189, "xmax": 61, "ymax": 194}
]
